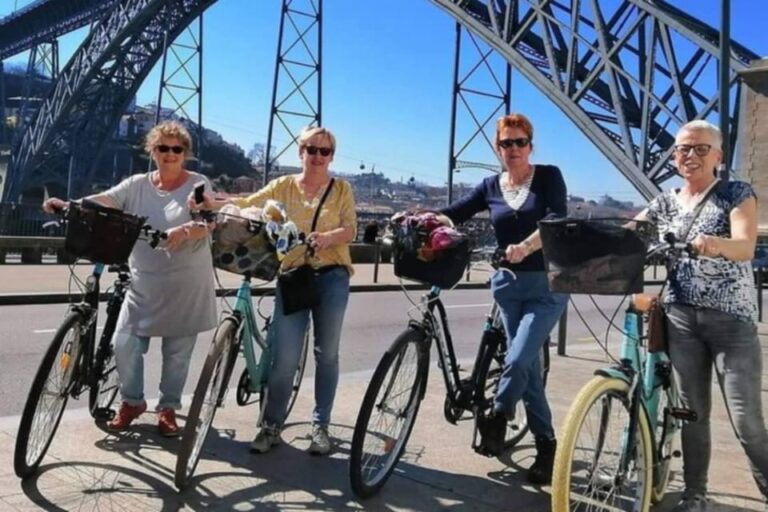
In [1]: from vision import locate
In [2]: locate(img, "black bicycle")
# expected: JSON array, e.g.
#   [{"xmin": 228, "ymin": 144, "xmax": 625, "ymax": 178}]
[
  {"xmin": 349, "ymin": 247, "xmax": 550, "ymax": 498},
  {"xmin": 14, "ymin": 201, "xmax": 165, "ymax": 478}
]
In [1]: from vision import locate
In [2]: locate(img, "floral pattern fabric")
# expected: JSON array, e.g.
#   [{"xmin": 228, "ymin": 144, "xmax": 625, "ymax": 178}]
[{"xmin": 646, "ymin": 180, "xmax": 757, "ymax": 323}]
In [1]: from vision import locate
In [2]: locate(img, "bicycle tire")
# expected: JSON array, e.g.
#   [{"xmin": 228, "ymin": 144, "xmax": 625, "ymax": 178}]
[
  {"xmin": 284, "ymin": 325, "xmax": 310, "ymax": 420},
  {"xmin": 474, "ymin": 332, "xmax": 550, "ymax": 449},
  {"xmin": 651, "ymin": 384, "xmax": 679, "ymax": 503},
  {"xmin": 88, "ymin": 330, "xmax": 119, "ymax": 417},
  {"xmin": 349, "ymin": 327, "xmax": 429, "ymax": 499},
  {"xmin": 175, "ymin": 318, "xmax": 238, "ymax": 489},
  {"xmin": 14, "ymin": 311, "xmax": 84, "ymax": 478},
  {"xmin": 551, "ymin": 376, "xmax": 653, "ymax": 512}
]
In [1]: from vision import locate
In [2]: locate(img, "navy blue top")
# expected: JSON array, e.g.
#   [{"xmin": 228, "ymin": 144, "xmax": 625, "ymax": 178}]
[{"xmin": 441, "ymin": 164, "xmax": 567, "ymax": 271}]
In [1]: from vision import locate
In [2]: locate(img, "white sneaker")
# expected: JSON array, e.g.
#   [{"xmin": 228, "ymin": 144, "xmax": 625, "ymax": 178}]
[
  {"xmin": 250, "ymin": 425, "xmax": 281, "ymax": 454},
  {"xmin": 671, "ymin": 492, "xmax": 707, "ymax": 512},
  {"xmin": 308, "ymin": 424, "xmax": 331, "ymax": 455}
]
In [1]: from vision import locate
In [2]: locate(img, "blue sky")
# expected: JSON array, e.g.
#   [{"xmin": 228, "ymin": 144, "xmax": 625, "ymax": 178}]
[{"xmin": 2, "ymin": 0, "xmax": 766, "ymax": 204}]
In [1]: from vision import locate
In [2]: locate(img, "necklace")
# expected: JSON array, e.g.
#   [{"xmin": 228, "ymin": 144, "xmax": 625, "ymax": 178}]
[{"xmin": 500, "ymin": 166, "xmax": 535, "ymax": 209}]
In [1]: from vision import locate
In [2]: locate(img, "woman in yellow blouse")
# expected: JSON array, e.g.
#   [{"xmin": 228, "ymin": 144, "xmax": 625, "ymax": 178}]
[{"xmin": 197, "ymin": 126, "xmax": 356, "ymax": 456}]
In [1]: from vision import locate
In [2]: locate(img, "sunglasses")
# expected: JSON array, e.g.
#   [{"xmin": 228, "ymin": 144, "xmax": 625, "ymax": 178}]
[
  {"xmin": 155, "ymin": 144, "xmax": 185, "ymax": 154},
  {"xmin": 498, "ymin": 137, "xmax": 531, "ymax": 149},
  {"xmin": 304, "ymin": 145, "xmax": 333, "ymax": 157},
  {"xmin": 673, "ymin": 144, "xmax": 712, "ymax": 157}
]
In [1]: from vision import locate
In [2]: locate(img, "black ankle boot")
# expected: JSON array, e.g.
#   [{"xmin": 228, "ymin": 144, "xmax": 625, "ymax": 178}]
[
  {"xmin": 477, "ymin": 412, "xmax": 507, "ymax": 457},
  {"xmin": 528, "ymin": 436, "xmax": 557, "ymax": 484}
]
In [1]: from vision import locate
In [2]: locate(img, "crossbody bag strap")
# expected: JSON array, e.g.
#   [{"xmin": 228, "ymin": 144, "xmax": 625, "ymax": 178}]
[
  {"xmin": 660, "ymin": 180, "xmax": 721, "ymax": 297},
  {"xmin": 303, "ymin": 178, "xmax": 335, "ymax": 262}
]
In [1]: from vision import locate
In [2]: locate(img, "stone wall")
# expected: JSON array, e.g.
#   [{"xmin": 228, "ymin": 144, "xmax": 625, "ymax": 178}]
[{"xmin": 738, "ymin": 58, "xmax": 768, "ymax": 235}]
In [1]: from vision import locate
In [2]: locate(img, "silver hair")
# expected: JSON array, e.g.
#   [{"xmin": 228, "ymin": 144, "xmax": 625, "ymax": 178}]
[{"xmin": 678, "ymin": 120, "xmax": 722, "ymax": 150}]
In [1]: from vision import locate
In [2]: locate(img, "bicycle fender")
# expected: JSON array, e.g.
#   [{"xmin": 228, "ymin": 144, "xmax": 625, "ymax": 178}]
[{"xmin": 594, "ymin": 367, "xmax": 631, "ymax": 384}]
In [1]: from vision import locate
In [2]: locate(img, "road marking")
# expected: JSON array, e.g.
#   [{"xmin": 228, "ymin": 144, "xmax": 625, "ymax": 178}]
[{"xmin": 443, "ymin": 303, "xmax": 492, "ymax": 309}]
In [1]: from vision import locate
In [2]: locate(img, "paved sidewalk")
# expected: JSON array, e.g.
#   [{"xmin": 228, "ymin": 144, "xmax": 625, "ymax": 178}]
[{"xmin": 0, "ymin": 327, "xmax": 765, "ymax": 511}]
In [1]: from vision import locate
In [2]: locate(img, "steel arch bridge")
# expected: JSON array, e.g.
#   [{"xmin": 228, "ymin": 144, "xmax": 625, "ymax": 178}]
[{"xmin": 1, "ymin": 0, "xmax": 761, "ymax": 202}]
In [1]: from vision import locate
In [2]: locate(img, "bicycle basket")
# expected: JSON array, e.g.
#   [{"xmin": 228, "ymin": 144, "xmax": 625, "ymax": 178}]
[
  {"xmin": 211, "ymin": 218, "xmax": 280, "ymax": 281},
  {"xmin": 538, "ymin": 218, "xmax": 653, "ymax": 295},
  {"xmin": 392, "ymin": 229, "xmax": 471, "ymax": 289},
  {"xmin": 65, "ymin": 200, "xmax": 146, "ymax": 264}
]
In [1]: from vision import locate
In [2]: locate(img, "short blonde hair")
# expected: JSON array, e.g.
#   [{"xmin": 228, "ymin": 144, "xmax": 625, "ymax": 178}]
[
  {"xmin": 677, "ymin": 120, "xmax": 722, "ymax": 150},
  {"xmin": 297, "ymin": 126, "xmax": 336, "ymax": 153},
  {"xmin": 495, "ymin": 113, "xmax": 534, "ymax": 147},
  {"xmin": 144, "ymin": 120, "xmax": 193, "ymax": 156}
]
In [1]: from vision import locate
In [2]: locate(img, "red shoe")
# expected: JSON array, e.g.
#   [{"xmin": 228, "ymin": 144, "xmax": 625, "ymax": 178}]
[
  {"xmin": 158, "ymin": 408, "xmax": 180, "ymax": 437},
  {"xmin": 108, "ymin": 401, "xmax": 147, "ymax": 431}
]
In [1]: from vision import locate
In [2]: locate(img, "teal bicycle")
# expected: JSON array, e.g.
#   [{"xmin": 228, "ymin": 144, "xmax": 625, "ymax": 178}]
[
  {"xmin": 175, "ymin": 213, "xmax": 309, "ymax": 489},
  {"xmin": 549, "ymin": 229, "xmax": 696, "ymax": 511}
]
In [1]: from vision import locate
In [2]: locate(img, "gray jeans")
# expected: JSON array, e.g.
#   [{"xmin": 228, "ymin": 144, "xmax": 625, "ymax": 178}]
[{"xmin": 666, "ymin": 304, "xmax": 768, "ymax": 498}]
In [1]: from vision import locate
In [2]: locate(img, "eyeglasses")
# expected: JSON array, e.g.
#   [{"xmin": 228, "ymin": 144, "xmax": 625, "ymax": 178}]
[
  {"xmin": 498, "ymin": 137, "xmax": 531, "ymax": 149},
  {"xmin": 673, "ymin": 144, "xmax": 712, "ymax": 157},
  {"xmin": 304, "ymin": 145, "xmax": 333, "ymax": 157},
  {"xmin": 155, "ymin": 145, "xmax": 185, "ymax": 154}
]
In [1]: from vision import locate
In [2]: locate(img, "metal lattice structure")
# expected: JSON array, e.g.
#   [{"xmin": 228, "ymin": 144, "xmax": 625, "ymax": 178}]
[
  {"xmin": 13, "ymin": 41, "xmax": 59, "ymax": 145},
  {"xmin": 264, "ymin": 0, "xmax": 323, "ymax": 184},
  {"xmin": 2, "ymin": 0, "xmax": 218, "ymax": 202},
  {"xmin": 154, "ymin": 14, "xmax": 205, "ymax": 165},
  {"xmin": 448, "ymin": 22, "xmax": 510, "ymax": 203},
  {"xmin": 0, "ymin": 0, "xmax": 118, "ymax": 60},
  {"xmin": 431, "ymin": 0, "xmax": 760, "ymax": 200}
]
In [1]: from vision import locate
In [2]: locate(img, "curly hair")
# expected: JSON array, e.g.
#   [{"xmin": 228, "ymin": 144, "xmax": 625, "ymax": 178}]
[{"xmin": 144, "ymin": 120, "xmax": 193, "ymax": 156}]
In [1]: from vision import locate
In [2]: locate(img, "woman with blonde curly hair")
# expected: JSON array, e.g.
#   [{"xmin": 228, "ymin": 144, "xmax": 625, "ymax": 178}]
[{"xmin": 44, "ymin": 120, "xmax": 217, "ymax": 437}]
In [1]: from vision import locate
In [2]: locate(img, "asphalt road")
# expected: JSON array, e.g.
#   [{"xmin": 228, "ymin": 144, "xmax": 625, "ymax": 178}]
[{"xmin": 0, "ymin": 289, "xmax": 629, "ymax": 418}]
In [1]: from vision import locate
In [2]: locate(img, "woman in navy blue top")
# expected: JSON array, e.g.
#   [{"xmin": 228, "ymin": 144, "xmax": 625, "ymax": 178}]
[{"xmin": 442, "ymin": 113, "xmax": 568, "ymax": 485}]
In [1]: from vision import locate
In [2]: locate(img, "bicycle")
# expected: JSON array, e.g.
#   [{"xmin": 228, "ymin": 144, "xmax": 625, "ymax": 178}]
[
  {"xmin": 14, "ymin": 202, "xmax": 166, "ymax": 478},
  {"xmin": 175, "ymin": 211, "xmax": 310, "ymax": 490},
  {"xmin": 549, "ymin": 230, "xmax": 696, "ymax": 511},
  {"xmin": 348, "ymin": 245, "xmax": 550, "ymax": 499}
]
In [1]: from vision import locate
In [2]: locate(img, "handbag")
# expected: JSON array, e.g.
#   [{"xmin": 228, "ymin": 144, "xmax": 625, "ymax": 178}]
[
  {"xmin": 647, "ymin": 181, "xmax": 720, "ymax": 352},
  {"xmin": 277, "ymin": 179, "xmax": 335, "ymax": 315}
]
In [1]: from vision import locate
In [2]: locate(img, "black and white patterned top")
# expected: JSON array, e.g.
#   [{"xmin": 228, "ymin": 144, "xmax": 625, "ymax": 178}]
[{"xmin": 646, "ymin": 180, "xmax": 757, "ymax": 324}]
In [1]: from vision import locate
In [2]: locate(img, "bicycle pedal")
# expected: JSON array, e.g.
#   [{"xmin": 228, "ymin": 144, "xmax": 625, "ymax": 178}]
[
  {"xmin": 93, "ymin": 407, "xmax": 116, "ymax": 422},
  {"xmin": 668, "ymin": 407, "xmax": 698, "ymax": 422}
]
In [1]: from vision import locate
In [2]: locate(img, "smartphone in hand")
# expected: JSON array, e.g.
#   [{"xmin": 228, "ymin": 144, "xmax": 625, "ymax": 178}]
[{"xmin": 194, "ymin": 182, "xmax": 205, "ymax": 204}]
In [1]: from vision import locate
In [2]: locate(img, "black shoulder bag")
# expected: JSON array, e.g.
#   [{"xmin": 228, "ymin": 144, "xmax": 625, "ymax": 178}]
[
  {"xmin": 277, "ymin": 178, "xmax": 335, "ymax": 315},
  {"xmin": 647, "ymin": 181, "xmax": 719, "ymax": 352}
]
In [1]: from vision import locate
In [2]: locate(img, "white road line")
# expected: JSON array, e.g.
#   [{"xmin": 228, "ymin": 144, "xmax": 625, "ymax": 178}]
[
  {"xmin": 443, "ymin": 303, "xmax": 492, "ymax": 309},
  {"xmin": 33, "ymin": 326, "xmax": 104, "ymax": 334}
]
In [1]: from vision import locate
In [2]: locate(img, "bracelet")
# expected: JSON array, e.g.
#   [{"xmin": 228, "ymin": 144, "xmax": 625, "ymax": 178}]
[{"xmin": 522, "ymin": 239, "xmax": 534, "ymax": 254}]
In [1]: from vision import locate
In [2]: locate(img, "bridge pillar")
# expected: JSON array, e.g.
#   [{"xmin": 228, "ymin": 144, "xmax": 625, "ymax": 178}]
[{"xmin": 737, "ymin": 58, "xmax": 768, "ymax": 236}]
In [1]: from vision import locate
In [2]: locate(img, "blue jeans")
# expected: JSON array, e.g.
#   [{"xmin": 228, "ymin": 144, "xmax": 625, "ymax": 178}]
[
  {"xmin": 262, "ymin": 267, "xmax": 350, "ymax": 428},
  {"xmin": 113, "ymin": 331, "xmax": 197, "ymax": 410},
  {"xmin": 491, "ymin": 270, "xmax": 568, "ymax": 439},
  {"xmin": 666, "ymin": 304, "xmax": 768, "ymax": 499}
]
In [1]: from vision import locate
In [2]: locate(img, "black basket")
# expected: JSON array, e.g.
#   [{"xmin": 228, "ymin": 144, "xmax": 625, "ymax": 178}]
[
  {"xmin": 65, "ymin": 200, "xmax": 146, "ymax": 264},
  {"xmin": 211, "ymin": 220, "xmax": 280, "ymax": 281},
  {"xmin": 393, "ymin": 232, "xmax": 470, "ymax": 289},
  {"xmin": 538, "ymin": 218, "xmax": 653, "ymax": 295}
]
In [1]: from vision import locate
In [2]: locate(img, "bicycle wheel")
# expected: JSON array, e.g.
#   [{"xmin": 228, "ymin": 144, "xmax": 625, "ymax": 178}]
[
  {"xmin": 14, "ymin": 312, "xmax": 84, "ymax": 478},
  {"xmin": 349, "ymin": 328, "xmax": 429, "ymax": 499},
  {"xmin": 88, "ymin": 334, "xmax": 119, "ymax": 418},
  {"xmin": 175, "ymin": 318, "xmax": 239, "ymax": 489},
  {"xmin": 651, "ymin": 384, "xmax": 679, "ymax": 503},
  {"xmin": 551, "ymin": 376, "xmax": 653, "ymax": 512},
  {"xmin": 284, "ymin": 325, "xmax": 310, "ymax": 420},
  {"xmin": 475, "ymin": 333, "xmax": 550, "ymax": 449}
]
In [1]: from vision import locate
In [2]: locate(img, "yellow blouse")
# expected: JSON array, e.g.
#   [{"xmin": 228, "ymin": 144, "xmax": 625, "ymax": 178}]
[{"xmin": 232, "ymin": 175, "xmax": 357, "ymax": 274}]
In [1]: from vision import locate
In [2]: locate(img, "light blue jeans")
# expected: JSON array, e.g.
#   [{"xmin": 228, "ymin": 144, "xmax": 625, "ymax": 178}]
[
  {"xmin": 491, "ymin": 270, "xmax": 568, "ymax": 439},
  {"xmin": 666, "ymin": 304, "xmax": 768, "ymax": 499},
  {"xmin": 262, "ymin": 266, "xmax": 350, "ymax": 428},
  {"xmin": 113, "ymin": 331, "xmax": 197, "ymax": 410}
]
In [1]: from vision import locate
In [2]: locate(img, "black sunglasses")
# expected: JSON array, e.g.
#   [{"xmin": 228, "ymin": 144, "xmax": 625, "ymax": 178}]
[
  {"xmin": 304, "ymin": 145, "xmax": 333, "ymax": 157},
  {"xmin": 155, "ymin": 144, "xmax": 185, "ymax": 154},
  {"xmin": 498, "ymin": 137, "xmax": 531, "ymax": 149}
]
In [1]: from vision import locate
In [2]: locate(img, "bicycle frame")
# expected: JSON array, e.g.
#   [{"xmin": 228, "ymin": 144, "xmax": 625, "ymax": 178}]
[
  {"xmin": 595, "ymin": 305, "xmax": 678, "ymax": 478},
  {"xmin": 221, "ymin": 277, "xmax": 270, "ymax": 401}
]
